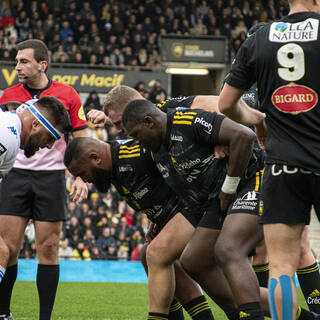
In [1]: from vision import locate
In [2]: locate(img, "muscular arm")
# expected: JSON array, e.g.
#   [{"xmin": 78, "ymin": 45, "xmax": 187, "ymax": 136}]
[
  {"xmin": 190, "ymin": 95, "xmax": 221, "ymax": 113},
  {"xmin": 218, "ymin": 117, "xmax": 255, "ymax": 178},
  {"xmin": 219, "ymin": 83, "xmax": 265, "ymax": 125}
]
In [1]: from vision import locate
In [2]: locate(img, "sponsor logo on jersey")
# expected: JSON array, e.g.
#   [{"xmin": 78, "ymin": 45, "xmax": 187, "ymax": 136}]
[
  {"xmin": 78, "ymin": 105, "xmax": 86, "ymax": 120},
  {"xmin": 170, "ymin": 134, "xmax": 183, "ymax": 142},
  {"xmin": 231, "ymin": 191, "xmax": 259, "ymax": 211},
  {"xmin": 118, "ymin": 165, "xmax": 133, "ymax": 172},
  {"xmin": 0, "ymin": 143, "xmax": 7, "ymax": 156},
  {"xmin": 133, "ymin": 187, "xmax": 149, "ymax": 200},
  {"xmin": 269, "ymin": 18, "xmax": 319, "ymax": 42},
  {"xmin": 271, "ymin": 82, "xmax": 318, "ymax": 114},
  {"xmin": 194, "ymin": 117, "xmax": 212, "ymax": 134},
  {"xmin": 177, "ymin": 158, "xmax": 201, "ymax": 170}
]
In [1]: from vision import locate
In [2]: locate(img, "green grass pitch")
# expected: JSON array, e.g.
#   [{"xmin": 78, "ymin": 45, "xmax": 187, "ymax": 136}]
[{"xmin": 11, "ymin": 281, "xmax": 307, "ymax": 320}]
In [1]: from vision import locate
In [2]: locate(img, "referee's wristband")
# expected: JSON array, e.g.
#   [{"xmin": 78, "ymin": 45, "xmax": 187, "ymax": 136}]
[{"xmin": 221, "ymin": 175, "xmax": 241, "ymax": 194}]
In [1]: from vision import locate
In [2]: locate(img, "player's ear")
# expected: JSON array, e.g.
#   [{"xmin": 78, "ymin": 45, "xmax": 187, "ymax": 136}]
[
  {"xmin": 89, "ymin": 151, "xmax": 102, "ymax": 165},
  {"xmin": 31, "ymin": 118, "xmax": 41, "ymax": 130},
  {"xmin": 143, "ymin": 115, "xmax": 154, "ymax": 128}
]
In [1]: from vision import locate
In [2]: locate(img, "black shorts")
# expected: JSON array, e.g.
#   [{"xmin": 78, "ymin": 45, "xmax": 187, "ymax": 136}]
[
  {"xmin": 198, "ymin": 170, "xmax": 263, "ymax": 230},
  {"xmin": 259, "ymin": 164, "xmax": 320, "ymax": 225},
  {"xmin": 0, "ymin": 168, "xmax": 66, "ymax": 221}
]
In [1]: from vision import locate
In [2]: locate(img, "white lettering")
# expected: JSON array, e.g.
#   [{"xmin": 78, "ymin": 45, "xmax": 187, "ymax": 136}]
[{"xmin": 194, "ymin": 117, "xmax": 213, "ymax": 134}]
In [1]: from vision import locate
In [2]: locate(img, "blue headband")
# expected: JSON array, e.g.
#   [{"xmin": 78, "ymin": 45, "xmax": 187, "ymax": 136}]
[{"xmin": 20, "ymin": 99, "xmax": 62, "ymax": 140}]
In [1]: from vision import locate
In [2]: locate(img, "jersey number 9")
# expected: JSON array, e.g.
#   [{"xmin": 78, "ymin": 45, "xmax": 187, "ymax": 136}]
[{"xmin": 277, "ymin": 43, "xmax": 305, "ymax": 82}]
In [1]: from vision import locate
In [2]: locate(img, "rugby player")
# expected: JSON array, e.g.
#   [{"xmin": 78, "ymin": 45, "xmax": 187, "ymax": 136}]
[
  {"xmin": 64, "ymin": 137, "xmax": 219, "ymax": 320},
  {"xmin": 122, "ymin": 98, "xmax": 266, "ymax": 320},
  {"xmin": 0, "ymin": 39, "xmax": 88, "ymax": 320},
  {"xmin": 219, "ymin": 0, "xmax": 320, "ymax": 318}
]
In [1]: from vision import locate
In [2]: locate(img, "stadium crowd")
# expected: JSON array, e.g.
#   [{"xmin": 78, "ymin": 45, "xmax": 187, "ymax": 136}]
[
  {"xmin": 0, "ymin": 0, "xmax": 289, "ymax": 68},
  {"xmin": 2, "ymin": 0, "xmax": 291, "ymax": 262}
]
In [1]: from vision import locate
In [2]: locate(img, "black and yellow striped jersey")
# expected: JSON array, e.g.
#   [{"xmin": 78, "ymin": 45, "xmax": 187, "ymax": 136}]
[
  {"xmin": 153, "ymin": 107, "xmax": 265, "ymax": 210},
  {"xmin": 110, "ymin": 139, "xmax": 182, "ymax": 225}
]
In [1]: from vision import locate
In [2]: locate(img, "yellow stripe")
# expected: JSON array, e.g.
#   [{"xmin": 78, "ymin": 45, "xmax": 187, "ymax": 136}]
[
  {"xmin": 296, "ymin": 265, "xmax": 319, "ymax": 274},
  {"xmin": 187, "ymin": 301, "xmax": 207, "ymax": 314},
  {"xmin": 119, "ymin": 145, "xmax": 140, "ymax": 150},
  {"xmin": 254, "ymin": 265, "xmax": 269, "ymax": 272},
  {"xmin": 191, "ymin": 306, "xmax": 211, "ymax": 317},
  {"xmin": 148, "ymin": 317, "xmax": 167, "ymax": 320},
  {"xmin": 170, "ymin": 303, "xmax": 182, "ymax": 312},
  {"xmin": 172, "ymin": 120, "xmax": 192, "ymax": 125},
  {"xmin": 173, "ymin": 115, "xmax": 195, "ymax": 120},
  {"xmin": 175, "ymin": 111, "xmax": 197, "ymax": 115},
  {"xmin": 119, "ymin": 148, "xmax": 140, "ymax": 154},
  {"xmin": 188, "ymin": 303, "xmax": 210, "ymax": 317},
  {"xmin": 119, "ymin": 153, "xmax": 140, "ymax": 159},
  {"xmin": 254, "ymin": 171, "xmax": 260, "ymax": 192}
]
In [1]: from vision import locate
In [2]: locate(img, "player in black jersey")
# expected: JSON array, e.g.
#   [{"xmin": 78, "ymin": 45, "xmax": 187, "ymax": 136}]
[
  {"xmin": 219, "ymin": 1, "xmax": 320, "ymax": 319},
  {"xmin": 63, "ymin": 137, "xmax": 219, "ymax": 320},
  {"xmin": 122, "ymin": 99, "xmax": 268, "ymax": 320}
]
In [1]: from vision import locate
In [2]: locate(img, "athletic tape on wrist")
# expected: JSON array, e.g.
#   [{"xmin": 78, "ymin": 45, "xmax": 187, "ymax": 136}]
[
  {"xmin": 18, "ymin": 99, "xmax": 62, "ymax": 140},
  {"xmin": 221, "ymin": 175, "xmax": 241, "ymax": 194}
]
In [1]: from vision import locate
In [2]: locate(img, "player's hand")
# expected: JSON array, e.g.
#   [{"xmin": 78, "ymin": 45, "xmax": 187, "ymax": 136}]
[
  {"xmin": 145, "ymin": 222, "xmax": 159, "ymax": 244},
  {"xmin": 219, "ymin": 191, "xmax": 236, "ymax": 212},
  {"xmin": 214, "ymin": 145, "xmax": 229, "ymax": 159},
  {"xmin": 87, "ymin": 110, "xmax": 111, "ymax": 128},
  {"xmin": 254, "ymin": 119, "xmax": 268, "ymax": 150},
  {"xmin": 70, "ymin": 176, "xmax": 88, "ymax": 204}
]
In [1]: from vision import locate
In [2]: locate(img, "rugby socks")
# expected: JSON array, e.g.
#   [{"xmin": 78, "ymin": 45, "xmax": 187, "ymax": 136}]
[
  {"xmin": 225, "ymin": 309, "xmax": 240, "ymax": 320},
  {"xmin": 238, "ymin": 302, "xmax": 264, "ymax": 320},
  {"xmin": 253, "ymin": 263, "xmax": 269, "ymax": 288},
  {"xmin": 0, "ymin": 264, "xmax": 17, "ymax": 315},
  {"xmin": 297, "ymin": 262, "xmax": 320, "ymax": 313},
  {"xmin": 148, "ymin": 312, "xmax": 169, "ymax": 319},
  {"xmin": 168, "ymin": 299, "xmax": 184, "ymax": 319},
  {"xmin": 37, "ymin": 264, "xmax": 59, "ymax": 320},
  {"xmin": 183, "ymin": 295, "xmax": 214, "ymax": 319}
]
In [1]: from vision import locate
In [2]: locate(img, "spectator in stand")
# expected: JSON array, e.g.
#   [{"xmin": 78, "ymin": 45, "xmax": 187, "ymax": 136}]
[
  {"xmin": 131, "ymin": 243, "xmax": 144, "ymax": 262},
  {"xmin": 106, "ymin": 244, "xmax": 118, "ymax": 260},
  {"xmin": 97, "ymin": 227, "xmax": 117, "ymax": 254},
  {"xmin": 115, "ymin": 217, "xmax": 132, "ymax": 240},
  {"xmin": 73, "ymin": 241, "xmax": 91, "ymax": 260},
  {"xmin": 117, "ymin": 245, "xmax": 129, "ymax": 261},
  {"xmin": 84, "ymin": 90, "xmax": 101, "ymax": 113},
  {"xmin": 110, "ymin": 47, "xmax": 124, "ymax": 67},
  {"xmin": 149, "ymin": 80, "xmax": 167, "ymax": 104},
  {"xmin": 90, "ymin": 245, "xmax": 106, "ymax": 260},
  {"xmin": 66, "ymin": 216, "xmax": 82, "ymax": 240},
  {"xmin": 60, "ymin": 21, "xmax": 73, "ymax": 42},
  {"xmin": 1, "ymin": 8, "xmax": 15, "ymax": 29},
  {"xmin": 83, "ymin": 229, "xmax": 96, "ymax": 250},
  {"xmin": 58, "ymin": 239, "xmax": 73, "ymax": 260},
  {"xmin": 134, "ymin": 81, "xmax": 148, "ymax": 98}
]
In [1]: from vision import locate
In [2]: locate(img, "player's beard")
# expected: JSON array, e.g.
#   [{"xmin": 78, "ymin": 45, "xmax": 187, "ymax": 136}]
[
  {"xmin": 91, "ymin": 167, "xmax": 112, "ymax": 193},
  {"xmin": 24, "ymin": 131, "xmax": 43, "ymax": 158}
]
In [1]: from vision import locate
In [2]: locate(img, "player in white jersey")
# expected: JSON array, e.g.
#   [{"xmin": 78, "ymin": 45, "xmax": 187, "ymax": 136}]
[{"xmin": 0, "ymin": 96, "xmax": 71, "ymax": 293}]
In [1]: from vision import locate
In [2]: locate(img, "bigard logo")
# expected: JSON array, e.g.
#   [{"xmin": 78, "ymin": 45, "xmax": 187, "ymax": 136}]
[{"xmin": 271, "ymin": 82, "xmax": 318, "ymax": 114}]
